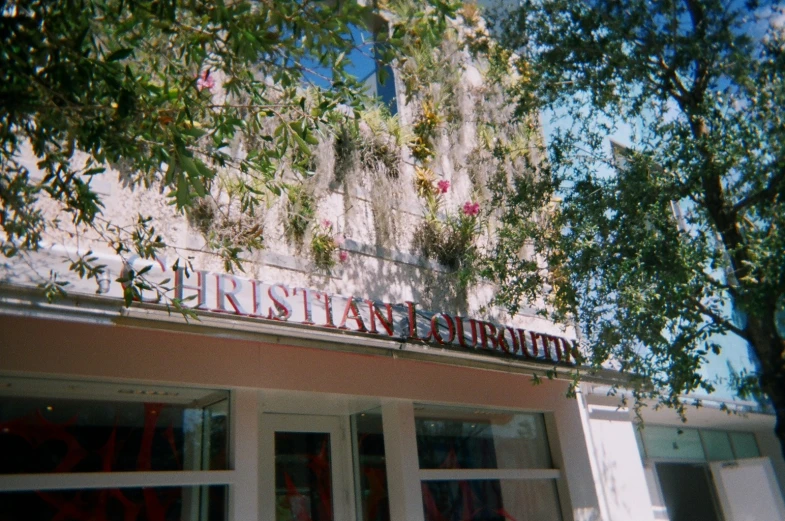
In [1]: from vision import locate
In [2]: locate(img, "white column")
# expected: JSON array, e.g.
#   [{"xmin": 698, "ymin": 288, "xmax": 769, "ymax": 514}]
[
  {"xmin": 549, "ymin": 389, "xmax": 606, "ymax": 521},
  {"xmin": 382, "ymin": 401, "xmax": 425, "ymax": 521},
  {"xmin": 583, "ymin": 401, "xmax": 655, "ymax": 521},
  {"xmin": 230, "ymin": 389, "xmax": 260, "ymax": 521}
]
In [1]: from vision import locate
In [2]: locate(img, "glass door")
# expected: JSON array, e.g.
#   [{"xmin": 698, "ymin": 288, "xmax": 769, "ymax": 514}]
[{"xmin": 260, "ymin": 414, "xmax": 354, "ymax": 521}]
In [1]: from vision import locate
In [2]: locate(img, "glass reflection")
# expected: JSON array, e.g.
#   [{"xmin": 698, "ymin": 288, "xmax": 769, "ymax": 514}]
[
  {"xmin": 275, "ymin": 432, "xmax": 333, "ymax": 521},
  {"xmin": 415, "ymin": 408, "xmax": 553, "ymax": 470},
  {"xmin": 0, "ymin": 485, "xmax": 226, "ymax": 521},
  {"xmin": 0, "ymin": 388, "xmax": 229, "ymax": 474},
  {"xmin": 353, "ymin": 410, "xmax": 390, "ymax": 521},
  {"xmin": 421, "ymin": 480, "xmax": 562, "ymax": 521}
]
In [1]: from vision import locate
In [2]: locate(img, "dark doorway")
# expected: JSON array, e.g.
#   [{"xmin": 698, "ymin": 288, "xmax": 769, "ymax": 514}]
[{"xmin": 656, "ymin": 462, "xmax": 723, "ymax": 521}]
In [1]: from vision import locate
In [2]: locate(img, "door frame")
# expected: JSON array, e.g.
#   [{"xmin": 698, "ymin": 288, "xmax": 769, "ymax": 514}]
[{"xmin": 259, "ymin": 413, "xmax": 356, "ymax": 521}]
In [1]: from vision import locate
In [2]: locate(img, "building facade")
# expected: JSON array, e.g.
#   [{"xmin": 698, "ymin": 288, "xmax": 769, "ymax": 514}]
[{"xmin": 1, "ymin": 6, "xmax": 785, "ymax": 521}]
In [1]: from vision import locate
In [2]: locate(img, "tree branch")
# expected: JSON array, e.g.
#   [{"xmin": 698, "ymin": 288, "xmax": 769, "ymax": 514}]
[
  {"xmin": 734, "ymin": 163, "xmax": 785, "ymax": 212},
  {"xmin": 690, "ymin": 297, "xmax": 747, "ymax": 339}
]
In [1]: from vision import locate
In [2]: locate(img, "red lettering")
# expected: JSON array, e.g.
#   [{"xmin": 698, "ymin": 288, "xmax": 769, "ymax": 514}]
[
  {"xmin": 541, "ymin": 335, "xmax": 558, "ymax": 362},
  {"xmin": 316, "ymin": 292, "xmax": 336, "ymax": 328},
  {"xmin": 252, "ymin": 280, "xmax": 266, "ymax": 316},
  {"xmin": 552, "ymin": 336, "xmax": 573, "ymax": 363},
  {"xmin": 267, "ymin": 285, "xmax": 292, "ymax": 321},
  {"xmin": 216, "ymin": 274, "xmax": 247, "ymax": 315},
  {"xmin": 517, "ymin": 329, "xmax": 533, "ymax": 358},
  {"xmin": 497, "ymin": 327, "xmax": 518, "ymax": 354},
  {"xmin": 174, "ymin": 268, "xmax": 209, "ymax": 309},
  {"xmin": 339, "ymin": 297, "xmax": 368, "ymax": 332},
  {"xmin": 529, "ymin": 331, "xmax": 540, "ymax": 357},
  {"xmin": 430, "ymin": 314, "xmax": 456, "ymax": 344},
  {"xmin": 456, "ymin": 317, "xmax": 478, "ymax": 348},
  {"xmin": 562, "ymin": 338, "xmax": 579, "ymax": 364},
  {"xmin": 366, "ymin": 300, "xmax": 395, "ymax": 336},
  {"xmin": 293, "ymin": 288, "xmax": 316, "ymax": 325},
  {"xmin": 404, "ymin": 301, "xmax": 421, "ymax": 340},
  {"xmin": 479, "ymin": 322, "xmax": 498, "ymax": 350}
]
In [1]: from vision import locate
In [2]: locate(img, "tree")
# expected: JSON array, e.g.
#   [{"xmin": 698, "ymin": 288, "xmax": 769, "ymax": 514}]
[
  {"xmin": 484, "ymin": 0, "xmax": 785, "ymax": 455},
  {"xmin": 0, "ymin": 0, "xmax": 460, "ymax": 303}
]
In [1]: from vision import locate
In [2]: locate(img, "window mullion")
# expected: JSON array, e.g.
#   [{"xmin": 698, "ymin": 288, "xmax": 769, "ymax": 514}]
[
  {"xmin": 0, "ymin": 470, "xmax": 235, "ymax": 492},
  {"xmin": 419, "ymin": 468, "xmax": 561, "ymax": 481}
]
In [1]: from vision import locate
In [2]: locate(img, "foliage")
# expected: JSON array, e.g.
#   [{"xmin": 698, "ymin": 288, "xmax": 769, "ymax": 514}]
[
  {"xmin": 311, "ymin": 220, "xmax": 340, "ymax": 270},
  {"xmin": 0, "ymin": 0, "xmax": 460, "ymax": 291},
  {"xmin": 283, "ymin": 184, "xmax": 316, "ymax": 244},
  {"xmin": 411, "ymin": 100, "xmax": 442, "ymax": 162},
  {"xmin": 415, "ymin": 208, "xmax": 481, "ymax": 285},
  {"xmin": 333, "ymin": 108, "xmax": 407, "ymax": 183},
  {"xmin": 412, "ymin": 160, "xmax": 482, "ymax": 284},
  {"xmin": 485, "ymin": 0, "xmax": 785, "ymax": 452},
  {"xmin": 187, "ymin": 190, "xmax": 264, "ymax": 266}
]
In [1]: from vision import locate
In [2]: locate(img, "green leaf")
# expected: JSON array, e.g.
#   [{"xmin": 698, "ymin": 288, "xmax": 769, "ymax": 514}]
[
  {"xmin": 182, "ymin": 127, "xmax": 207, "ymax": 139},
  {"xmin": 106, "ymin": 48, "xmax": 134, "ymax": 62},
  {"xmin": 175, "ymin": 173, "xmax": 190, "ymax": 208},
  {"xmin": 189, "ymin": 173, "xmax": 207, "ymax": 197}
]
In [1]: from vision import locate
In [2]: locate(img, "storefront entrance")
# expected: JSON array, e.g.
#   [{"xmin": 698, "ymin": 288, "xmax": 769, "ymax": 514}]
[
  {"xmin": 655, "ymin": 462, "xmax": 722, "ymax": 521},
  {"xmin": 260, "ymin": 414, "xmax": 355, "ymax": 521}
]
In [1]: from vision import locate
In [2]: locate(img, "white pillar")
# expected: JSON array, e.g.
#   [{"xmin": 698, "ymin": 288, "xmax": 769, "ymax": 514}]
[
  {"xmin": 382, "ymin": 401, "xmax": 425, "ymax": 521},
  {"xmin": 230, "ymin": 389, "xmax": 260, "ymax": 521},
  {"xmin": 583, "ymin": 401, "xmax": 655, "ymax": 521}
]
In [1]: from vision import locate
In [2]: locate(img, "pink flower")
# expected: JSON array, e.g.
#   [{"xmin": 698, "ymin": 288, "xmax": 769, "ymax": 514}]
[
  {"xmin": 437, "ymin": 180, "xmax": 450, "ymax": 194},
  {"xmin": 196, "ymin": 70, "xmax": 215, "ymax": 91},
  {"xmin": 334, "ymin": 235, "xmax": 346, "ymax": 247},
  {"xmin": 321, "ymin": 219, "xmax": 333, "ymax": 229},
  {"xmin": 338, "ymin": 250, "xmax": 349, "ymax": 263},
  {"xmin": 462, "ymin": 201, "xmax": 480, "ymax": 217}
]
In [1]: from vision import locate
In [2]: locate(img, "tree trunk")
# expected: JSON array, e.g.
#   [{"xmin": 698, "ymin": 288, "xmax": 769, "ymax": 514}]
[
  {"xmin": 750, "ymin": 317, "xmax": 785, "ymax": 460},
  {"xmin": 769, "ymin": 385, "xmax": 785, "ymax": 461},
  {"xmin": 684, "ymin": 110, "xmax": 785, "ymax": 459}
]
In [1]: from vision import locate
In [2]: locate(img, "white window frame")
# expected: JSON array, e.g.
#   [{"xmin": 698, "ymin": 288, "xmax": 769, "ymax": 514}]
[
  {"xmin": 0, "ymin": 381, "xmax": 238, "ymax": 521},
  {"xmin": 258, "ymin": 413, "xmax": 355, "ymax": 521},
  {"xmin": 412, "ymin": 406, "xmax": 565, "ymax": 519}
]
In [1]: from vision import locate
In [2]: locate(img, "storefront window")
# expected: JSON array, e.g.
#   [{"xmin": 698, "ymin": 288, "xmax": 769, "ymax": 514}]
[
  {"xmin": 415, "ymin": 406, "xmax": 562, "ymax": 521},
  {"xmin": 421, "ymin": 480, "xmax": 562, "ymax": 521},
  {"xmin": 0, "ymin": 485, "xmax": 227, "ymax": 521},
  {"xmin": 729, "ymin": 432, "xmax": 760, "ymax": 459},
  {"xmin": 0, "ymin": 394, "xmax": 228, "ymax": 474},
  {"xmin": 637, "ymin": 425, "xmax": 760, "ymax": 462},
  {"xmin": 0, "ymin": 377, "xmax": 230, "ymax": 521},
  {"xmin": 700, "ymin": 430, "xmax": 734, "ymax": 461},
  {"xmin": 641, "ymin": 426, "xmax": 705, "ymax": 460},
  {"xmin": 415, "ymin": 411, "xmax": 553, "ymax": 470}
]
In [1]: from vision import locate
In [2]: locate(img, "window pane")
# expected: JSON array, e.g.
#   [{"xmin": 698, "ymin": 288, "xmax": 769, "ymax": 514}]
[
  {"xmin": 275, "ymin": 432, "xmax": 333, "ymax": 521},
  {"xmin": 640, "ymin": 426, "xmax": 704, "ymax": 461},
  {"xmin": 0, "ymin": 485, "xmax": 226, "ymax": 521},
  {"xmin": 204, "ymin": 399, "xmax": 230, "ymax": 471},
  {"xmin": 700, "ymin": 430, "xmax": 733, "ymax": 461},
  {"xmin": 729, "ymin": 432, "xmax": 760, "ymax": 459},
  {"xmin": 421, "ymin": 480, "xmax": 562, "ymax": 521},
  {"xmin": 415, "ymin": 407, "xmax": 553, "ymax": 469},
  {"xmin": 353, "ymin": 409, "xmax": 390, "ymax": 521},
  {"xmin": 0, "ymin": 378, "xmax": 229, "ymax": 474}
]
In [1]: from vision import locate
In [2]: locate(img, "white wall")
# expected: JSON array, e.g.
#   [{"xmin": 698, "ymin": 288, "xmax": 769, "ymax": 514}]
[
  {"xmin": 755, "ymin": 429, "xmax": 785, "ymax": 499},
  {"xmin": 584, "ymin": 403, "xmax": 655, "ymax": 521}
]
